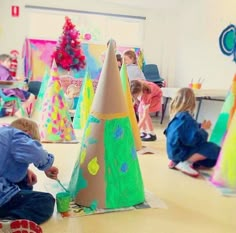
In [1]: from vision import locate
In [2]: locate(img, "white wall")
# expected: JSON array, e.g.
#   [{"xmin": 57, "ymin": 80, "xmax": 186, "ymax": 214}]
[
  {"xmin": 173, "ymin": 0, "xmax": 236, "ymax": 89},
  {"xmin": 0, "ymin": 0, "xmax": 235, "ymax": 86},
  {"xmin": 1, "ymin": 0, "xmax": 236, "ymax": 123}
]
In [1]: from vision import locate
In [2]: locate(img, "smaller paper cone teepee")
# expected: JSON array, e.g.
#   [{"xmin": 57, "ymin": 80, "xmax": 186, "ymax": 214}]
[
  {"xmin": 211, "ymin": 74, "xmax": 236, "ymax": 188},
  {"xmin": 120, "ymin": 63, "xmax": 142, "ymax": 150},
  {"xmin": 69, "ymin": 39, "xmax": 145, "ymax": 209},
  {"xmin": 73, "ymin": 71, "xmax": 94, "ymax": 129},
  {"xmin": 31, "ymin": 69, "xmax": 50, "ymax": 121},
  {"xmin": 37, "ymin": 60, "xmax": 76, "ymax": 142}
]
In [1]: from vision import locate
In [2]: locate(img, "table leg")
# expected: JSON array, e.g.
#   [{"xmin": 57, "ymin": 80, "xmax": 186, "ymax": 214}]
[
  {"xmin": 160, "ymin": 97, "xmax": 169, "ymax": 124},
  {"xmin": 195, "ymin": 98, "xmax": 202, "ymax": 121}
]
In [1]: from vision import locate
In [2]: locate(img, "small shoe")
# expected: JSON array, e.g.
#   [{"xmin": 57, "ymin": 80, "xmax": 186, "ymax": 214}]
[
  {"xmin": 141, "ymin": 134, "xmax": 157, "ymax": 141},
  {"xmin": 0, "ymin": 219, "xmax": 42, "ymax": 233},
  {"xmin": 140, "ymin": 132, "xmax": 147, "ymax": 138},
  {"xmin": 168, "ymin": 160, "xmax": 177, "ymax": 169},
  {"xmin": 175, "ymin": 161, "xmax": 199, "ymax": 177}
]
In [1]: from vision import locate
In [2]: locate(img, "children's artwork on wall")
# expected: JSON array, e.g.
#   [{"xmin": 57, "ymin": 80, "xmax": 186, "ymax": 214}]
[
  {"xmin": 219, "ymin": 24, "xmax": 236, "ymax": 62},
  {"xmin": 22, "ymin": 38, "xmax": 144, "ymax": 82}
]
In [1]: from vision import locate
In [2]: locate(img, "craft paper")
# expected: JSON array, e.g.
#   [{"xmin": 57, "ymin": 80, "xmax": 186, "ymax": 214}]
[
  {"xmin": 73, "ymin": 71, "xmax": 94, "ymax": 129},
  {"xmin": 22, "ymin": 38, "xmax": 145, "ymax": 81},
  {"xmin": 211, "ymin": 74, "xmax": 236, "ymax": 189},
  {"xmin": 69, "ymin": 40, "xmax": 145, "ymax": 209},
  {"xmin": 120, "ymin": 63, "xmax": 142, "ymax": 150},
  {"xmin": 209, "ymin": 74, "xmax": 236, "ymax": 145},
  {"xmin": 37, "ymin": 60, "xmax": 76, "ymax": 142}
]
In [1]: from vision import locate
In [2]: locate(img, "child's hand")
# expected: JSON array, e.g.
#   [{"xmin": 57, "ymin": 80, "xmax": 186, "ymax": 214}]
[
  {"xmin": 201, "ymin": 120, "xmax": 211, "ymax": 130},
  {"xmin": 45, "ymin": 166, "xmax": 59, "ymax": 180},
  {"xmin": 27, "ymin": 169, "xmax": 37, "ymax": 186}
]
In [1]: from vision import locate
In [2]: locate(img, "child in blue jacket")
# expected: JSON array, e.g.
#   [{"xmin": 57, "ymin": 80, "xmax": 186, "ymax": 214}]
[
  {"xmin": 164, "ymin": 88, "xmax": 220, "ymax": 177},
  {"xmin": 0, "ymin": 118, "xmax": 59, "ymax": 231}
]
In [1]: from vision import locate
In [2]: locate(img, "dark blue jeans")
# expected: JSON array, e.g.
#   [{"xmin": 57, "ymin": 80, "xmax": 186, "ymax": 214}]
[{"xmin": 0, "ymin": 177, "xmax": 55, "ymax": 224}]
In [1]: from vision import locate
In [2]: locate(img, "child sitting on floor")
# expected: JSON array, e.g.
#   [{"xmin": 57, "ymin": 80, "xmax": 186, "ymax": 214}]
[
  {"xmin": 0, "ymin": 54, "xmax": 35, "ymax": 116},
  {"xmin": 0, "ymin": 118, "xmax": 59, "ymax": 230},
  {"xmin": 164, "ymin": 87, "xmax": 221, "ymax": 177}
]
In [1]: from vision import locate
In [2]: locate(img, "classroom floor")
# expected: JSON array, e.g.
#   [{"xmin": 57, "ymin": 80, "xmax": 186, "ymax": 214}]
[{"xmin": 1, "ymin": 116, "xmax": 236, "ymax": 233}]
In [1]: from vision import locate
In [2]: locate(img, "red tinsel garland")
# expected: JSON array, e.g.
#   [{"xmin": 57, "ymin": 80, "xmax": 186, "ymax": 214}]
[{"xmin": 52, "ymin": 16, "xmax": 86, "ymax": 71}]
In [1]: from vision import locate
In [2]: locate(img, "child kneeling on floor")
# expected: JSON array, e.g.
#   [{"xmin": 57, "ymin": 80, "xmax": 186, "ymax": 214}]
[
  {"xmin": 164, "ymin": 87, "xmax": 221, "ymax": 177},
  {"xmin": 0, "ymin": 118, "xmax": 59, "ymax": 232}
]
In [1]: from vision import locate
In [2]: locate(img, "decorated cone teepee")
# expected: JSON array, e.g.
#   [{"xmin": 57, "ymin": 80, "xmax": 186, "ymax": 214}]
[
  {"xmin": 38, "ymin": 60, "xmax": 76, "ymax": 142},
  {"xmin": 69, "ymin": 39, "xmax": 145, "ymax": 209},
  {"xmin": 211, "ymin": 74, "xmax": 236, "ymax": 188},
  {"xmin": 73, "ymin": 71, "xmax": 94, "ymax": 129},
  {"xmin": 209, "ymin": 74, "xmax": 236, "ymax": 145},
  {"xmin": 211, "ymin": 111, "xmax": 236, "ymax": 189},
  {"xmin": 120, "ymin": 63, "xmax": 142, "ymax": 150},
  {"xmin": 31, "ymin": 69, "xmax": 50, "ymax": 121}
]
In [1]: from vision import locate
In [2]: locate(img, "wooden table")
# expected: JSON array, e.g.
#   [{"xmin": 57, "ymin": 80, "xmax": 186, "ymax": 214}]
[{"xmin": 160, "ymin": 88, "xmax": 228, "ymax": 124}]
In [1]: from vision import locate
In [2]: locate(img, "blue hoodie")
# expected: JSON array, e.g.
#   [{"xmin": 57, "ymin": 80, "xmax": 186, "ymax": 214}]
[
  {"xmin": 164, "ymin": 112, "xmax": 208, "ymax": 162},
  {"xmin": 0, "ymin": 126, "xmax": 54, "ymax": 206}
]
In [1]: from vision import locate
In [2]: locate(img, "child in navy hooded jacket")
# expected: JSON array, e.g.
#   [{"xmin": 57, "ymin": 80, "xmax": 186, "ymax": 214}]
[{"xmin": 164, "ymin": 88, "xmax": 220, "ymax": 177}]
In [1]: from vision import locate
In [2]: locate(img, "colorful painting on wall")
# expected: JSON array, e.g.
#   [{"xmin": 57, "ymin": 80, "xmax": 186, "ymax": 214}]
[
  {"xmin": 22, "ymin": 38, "xmax": 145, "ymax": 81},
  {"xmin": 219, "ymin": 24, "xmax": 236, "ymax": 62}
]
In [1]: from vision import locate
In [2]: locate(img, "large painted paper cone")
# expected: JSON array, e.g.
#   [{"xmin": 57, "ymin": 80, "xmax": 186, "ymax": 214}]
[
  {"xmin": 120, "ymin": 63, "xmax": 142, "ymax": 150},
  {"xmin": 211, "ymin": 74, "xmax": 236, "ymax": 188},
  {"xmin": 210, "ymin": 74, "xmax": 236, "ymax": 145},
  {"xmin": 73, "ymin": 71, "xmax": 94, "ymax": 129},
  {"xmin": 69, "ymin": 39, "xmax": 145, "ymax": 209},
  {"xmin": 38, "ymin": 60, "xmax": 76, "ymax": 142}
]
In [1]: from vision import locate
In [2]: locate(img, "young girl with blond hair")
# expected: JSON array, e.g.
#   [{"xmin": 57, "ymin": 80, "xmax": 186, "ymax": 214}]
[
  {"xmin": 164, "ymin": 88, "xmax": 221, "ymax": 177},
  {"xmin": 130, "ymin": 79, "xmax": 162, "ymax": 141}
]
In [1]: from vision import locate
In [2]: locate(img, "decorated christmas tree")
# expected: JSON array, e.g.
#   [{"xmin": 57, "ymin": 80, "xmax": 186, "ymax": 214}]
[{"xmin": 52, "ymin": 16, "xmax": 86, "ymax": 71}]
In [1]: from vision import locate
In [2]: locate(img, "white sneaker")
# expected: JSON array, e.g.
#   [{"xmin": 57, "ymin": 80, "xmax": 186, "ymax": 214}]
[
  {"xmin": 0, "ymin": 219, "xmax": 42, "ymax": 233},
  {"xmin": 175, "ymin": 161, "xmax": 199, "ymax": 177}
]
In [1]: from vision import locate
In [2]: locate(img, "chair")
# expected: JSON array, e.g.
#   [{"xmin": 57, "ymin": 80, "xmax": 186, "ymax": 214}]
[
  {"xmin": 0, "ymin": 89, "xmax": 25, "ymax": 116},
  {"xmin": 28, "ymin": 81, "xmax": 42, "ymax": 97},
  {"xmin": 143, "ymin": 64, "xmax": 165, "ymax": 88}
]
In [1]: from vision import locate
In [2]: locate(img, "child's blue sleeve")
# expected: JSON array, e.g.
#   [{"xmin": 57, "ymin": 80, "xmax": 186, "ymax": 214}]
[
  {"xmin": 11, "ymin": 131, "xmax": 54, "ymax": 171},
  {"xmin": 179, "ymin": 117, "xmax": 208, "ymax": 146}
]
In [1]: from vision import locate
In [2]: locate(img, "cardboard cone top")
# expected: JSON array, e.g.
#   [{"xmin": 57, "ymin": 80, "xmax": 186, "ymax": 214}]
[
  {"xmin": 91, "ymin": 39, "xmax": 127, "ymax": 119},
  {"xmin": 39, "ymin": 61, "xmax": 76, "ymax": 142},
  {"xmin": 120, "ymin": 63, "xmax": 142, "ymax": 150},
  {"xmin": 73, "ymin": 71, "xmax": 94, "ymax": 129}
]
